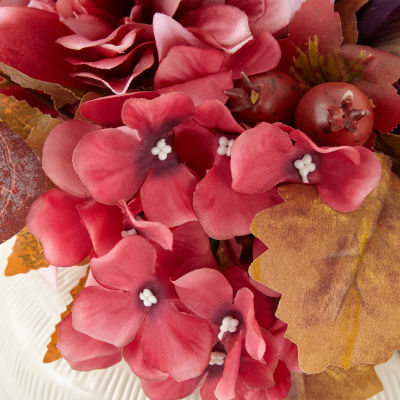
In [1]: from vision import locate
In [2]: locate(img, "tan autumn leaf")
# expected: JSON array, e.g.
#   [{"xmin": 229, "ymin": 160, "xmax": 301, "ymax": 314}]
[
  {"xmin": 0, "ymin": 62, "xmax": 82, "ymax": 109},
  {"xmin": 375, "ymin": 133, "xmax": 400, "ymax": 176},
  {"xmin": 0, "ymin": 93, "xmax": 61, "ymax": 157},
  {"xmin": 43, "ymin": 269, "xmax": 89, "ymax": 363},
  {"xmin": 286, "ymin": 365, "xmax": 383, "ymax": 400},
  {"xmin": 5, "ymin": 226, "xmax": 49, "ymax": 276},
  {"xmin": 334, "ymin": 0, "xmax": 370, "ymax": 44},
  {"xmin": 250, "ymin": 155, "xmax": 400, "ymax": 372}
]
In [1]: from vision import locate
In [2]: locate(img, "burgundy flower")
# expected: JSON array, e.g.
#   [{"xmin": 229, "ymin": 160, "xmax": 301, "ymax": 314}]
[
  {"xmin": 141, "ymin": 330, "xmax": 291, "ymax": 400},
  {"xmin": 190, "ymin": 100, "xmax": 282, "ymax": 239},
  {"xmin": 152, "ymin": 12, "xmax": 281, "ymax": 105},
  {"xmin": 174, "ymin": 268, "xmax": 266, "ymax": 361},
  {"xmin": 230, "ymin": 123, "xmax": 382, "ymax": 211},
  {"xmin": 72, "ymin": 235, "xmax": 214, "ymax": 381},
  {"xmin": 72, "ymin": 92, "xmax": 199, "ymax": 227}
]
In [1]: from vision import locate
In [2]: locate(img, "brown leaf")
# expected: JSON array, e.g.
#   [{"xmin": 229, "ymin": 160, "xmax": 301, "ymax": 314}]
[
  {"xmin": 250, "ymin": 155, "xmax": 400, "ymax": 372},
  {"xmin": 43, "ymin": 269, "xmax": 89, "ymax": 363},
  {"xmin": 0, "ymin": 123, "xmax": 46, "ymax": 244},
  {"xmin": 0, "ymin": 93, "xmax": 62, "ymax": 157},
  {"xmin": 375, "ymin": 134, "xmax": 400, "ymax": 175},
  {"xmin": 335, "ymin": 0, "xmax": 370, "ymax": 44},
  {"xmin": 0, "ymin": 62, "xmax": 82, "ymax": 109},
  {"xmin": 286, "ymin": 365, "xmax": 383, "ymax": 400},
  {"xmin": 4, "ymin": 226, "xmax": 49, "ymax": 276}
]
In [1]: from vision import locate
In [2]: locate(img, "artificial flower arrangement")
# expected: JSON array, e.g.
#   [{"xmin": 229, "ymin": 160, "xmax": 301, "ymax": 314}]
[{"xmin": 0, "ymin": 0, "xmax": 400, "ymax": 399}]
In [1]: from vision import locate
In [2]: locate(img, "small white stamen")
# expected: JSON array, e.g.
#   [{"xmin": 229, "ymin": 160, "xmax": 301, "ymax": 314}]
[
  {"xmin": 139, "ymin": 288, "xmax": 157, "ymax": 307},
  {"xmin": 209, "ymin": 351, "xmax": 226, "ymax": 366},
  {"xmin": 151, "ymin": 139, "xmax": 172, "ymax": 161},
  {"xmin": 121, "ymin": 228, "xmax": 137, "ymax": 238},
  {"xmin": 218, "ymin": 316, "xmax": 239, "ymax": 340},
  {"xmin": 294, "ymin": 153, "xmax": 316, "ymax": 184},
  {"xmin": 217, "ymin": 136, "xmax": 235, "ymax": 157}
]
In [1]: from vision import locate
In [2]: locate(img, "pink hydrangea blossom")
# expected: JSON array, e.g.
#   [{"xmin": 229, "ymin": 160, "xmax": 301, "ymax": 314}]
[{"xmin": 230, "ymin": 123, "xmax": 382, "ymax": 212}]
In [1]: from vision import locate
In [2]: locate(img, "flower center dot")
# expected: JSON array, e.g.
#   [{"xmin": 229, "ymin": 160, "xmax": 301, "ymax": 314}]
[
  {"xmin": 151, "ymin": 139, "xmax": 172, "ymax": 161},
  {"xmin": 209, "ymin": 351, "xmax": 226, "ymax": 366},
  {"xmin": 139, "ymin": 288, "xmax": 157, "ymax": 307},
  {"xmin": 121, "ymin": 228, "xmax": 137, "ymax": 238},
  {"xmin": 217, "ymin": 136, "xmax": 235, "ymax": 157},
  {"xmin": 218, "ymin": 315, "xmax": 239, "ymax": 340},
  {"xmin": 294, "ymin": 153, "xmax": 316, "ymax": 184}
]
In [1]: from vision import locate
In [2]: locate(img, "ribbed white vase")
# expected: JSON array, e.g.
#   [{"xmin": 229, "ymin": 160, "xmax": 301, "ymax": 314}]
[{"xmin": 0, "ymin": 237, "xmax": 399, "ymax": 400}]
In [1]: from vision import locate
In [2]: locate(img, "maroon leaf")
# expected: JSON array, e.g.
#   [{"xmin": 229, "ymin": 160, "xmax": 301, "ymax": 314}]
[{"xmin": 0, "ymin": 122, "xmax": 45, "ymax": 243}]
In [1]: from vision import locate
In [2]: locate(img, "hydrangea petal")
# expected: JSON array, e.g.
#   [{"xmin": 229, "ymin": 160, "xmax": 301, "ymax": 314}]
[
  {"xmin": 90, "ymin": 235, "xmax": 156, "ymax": 292},
  {"xmin": 26, "ymin": 189, "xmax": 91, "ymax": 267},
  {"xmin": 174, "ymin": 268, "xmax": 233, "ymax": 320},
  {"xmin": 42, "ymin": 120, "xmax": 99, "ymax": 198},
  {"xmin": 140, "ymin": 164, "xmax": 198, "ymax": 227},
  {"xmin": 122, "ymin": 91, "xmax": 195, "ymax": 140},
  {"xmin": 120, "ymin": 201, "xmax": 173, "ymax": 250},
  {"xmin": 231, "ymin": 123, "xmax": 297, "ymax": 194},
  {"xmin": 77, "ymin": 200, "xmax": 123, "ymax": 257},
  {"xmin": 72, "ymin": 286, "xmax": 145, "ymax": 347},
  {"xmin": 123, "ymin": 331, "xmax": 169, "ymax": 381},
  {"xmin": 214, "ymin": 333, "xmax": 242, "ymax": 399},
  {"xmin": 141, "ymin": 301, "xmax": 214, "ymax": 381},
  {"xmin": 234, "ymin": 288, "xmax": 265, "ymax": 361},
  {"xmin": 57, "ymin": 314, "xmax": 122, "ymax": 371},
  {"xmin": 194, "ymin": 157, "xmax": 282, "ymax": 239},
  {"xmin": 72, "ymin": 127, "xmax": 147, "ymax": 204},
  {"xmin": 141, "ymin": 376, "xmax": 201, "ymax": 400}
]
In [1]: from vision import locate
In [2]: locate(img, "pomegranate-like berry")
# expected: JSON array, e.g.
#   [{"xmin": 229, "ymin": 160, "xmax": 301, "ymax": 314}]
[
  {"xmin": 226, "ymin": 71, "xmax": 303, "ymax": 126},
  {"xmin": 295, "ymin": 82, "xmax": 374, "ymax": 146}
]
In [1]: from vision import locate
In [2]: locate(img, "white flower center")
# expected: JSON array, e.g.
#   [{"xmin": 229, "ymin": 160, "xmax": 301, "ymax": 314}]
[
  {"xmin": 218, "ymin": 315, "xmax": 239, "ymax": 340},
  {"xmin": 209, "ymin": 351, "xmax": 226, "ymax": 366},
  {"xmin": 121, "ymin": 228, "xmax": 137, "ymax": 238},
  {"xmin": 151, "ymin": 138, "xmax": 172, "ymax": 161},
  {"xmin": 217, "ymin": 136, "xmax": 235, "ymax": 157},
  {"xmin": 293, "ymin": 153, "xmax": 316, "ymax": 184},
  {"xmin": 139, "ymin": 288, "xmax": 157, "ymax": 307}
]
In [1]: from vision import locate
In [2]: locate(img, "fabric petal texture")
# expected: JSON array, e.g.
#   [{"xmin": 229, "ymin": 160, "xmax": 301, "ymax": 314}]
[
  {"xmin": 26, "ymin": 189, "xmax": 91, "ymax": 267},
  {"xmin": 57, "ymin": 314, "xmax": 122, "ymax": 371}
]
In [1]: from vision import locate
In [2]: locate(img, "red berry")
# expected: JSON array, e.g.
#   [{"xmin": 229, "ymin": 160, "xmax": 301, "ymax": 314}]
[
  {"xmin": 226, "ymin": 71, "xmax": 303, "ymax": 126},
  {"xmin": 295, "ymin": 82, "xmax": 374, "ymax": 146}
]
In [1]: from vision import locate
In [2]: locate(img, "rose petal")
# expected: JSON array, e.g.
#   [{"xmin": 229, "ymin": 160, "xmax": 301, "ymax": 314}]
[
  {"xmin": 79, "ymin": 91, "xmax": 159, "ymax": 127},
  {"xmin": 180, "ymin": 4, "xmax": 252, "ymax": 53},
  {"xmin": 153, "ymin": 13, "xmax": 205, "ymax": 61},
  {"xmin": 224, "ymin": 30, "xmax": 281, "ymax": 79}
]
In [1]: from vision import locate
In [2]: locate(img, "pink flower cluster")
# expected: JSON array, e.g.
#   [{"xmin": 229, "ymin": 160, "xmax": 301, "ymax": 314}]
[{"xmin": 14, "ymin": 0, "xmax": 393, "ymax": 399}]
